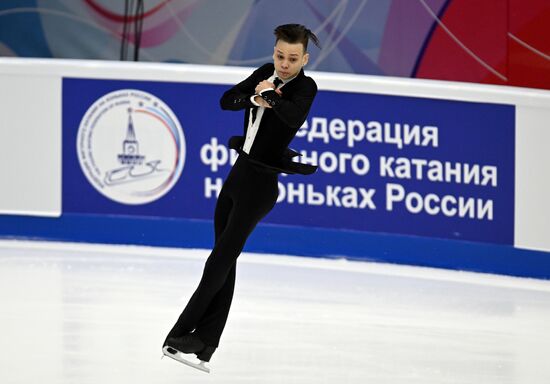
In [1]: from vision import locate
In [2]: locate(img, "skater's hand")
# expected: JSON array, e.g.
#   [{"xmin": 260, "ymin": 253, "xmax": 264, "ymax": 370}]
[{"xmin": 255, "ymin": 80, "xmax": 275, "ymax": 94}]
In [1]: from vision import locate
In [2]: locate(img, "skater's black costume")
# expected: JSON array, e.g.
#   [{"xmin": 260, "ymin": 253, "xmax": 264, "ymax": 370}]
[{"xmin": 164, "ymin": 62, "xmax": 318, "ymax": 362}]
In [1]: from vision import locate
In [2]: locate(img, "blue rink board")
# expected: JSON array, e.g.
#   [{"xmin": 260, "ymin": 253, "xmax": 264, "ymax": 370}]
[
  {"xmin": 0, "ymin": 214, "xmax": 549, "ymax": 280},
  {"xmin": 62, "ymin": 79, "xmax": 515, "ymax": 246}
]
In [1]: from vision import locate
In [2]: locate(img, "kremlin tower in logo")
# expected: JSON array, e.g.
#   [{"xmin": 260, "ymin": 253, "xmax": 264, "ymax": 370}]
[{"xmin": 118, "ymin": 108, "xmax": 145, "ymax": 166}]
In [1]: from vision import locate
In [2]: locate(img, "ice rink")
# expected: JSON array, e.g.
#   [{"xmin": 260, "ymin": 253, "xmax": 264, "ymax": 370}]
[{"xmin": 1, "ymin": 239, "xmax": 550, "ymax": 384}]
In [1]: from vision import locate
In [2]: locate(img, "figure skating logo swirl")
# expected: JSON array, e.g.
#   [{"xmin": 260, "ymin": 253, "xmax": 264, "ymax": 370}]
[{"xmin": 77, "ymin": 89, "xmax": 186, "ymax": 205}]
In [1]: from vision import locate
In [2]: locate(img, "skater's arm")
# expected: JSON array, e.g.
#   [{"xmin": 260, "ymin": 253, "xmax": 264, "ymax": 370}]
[
  {"xmin": 257, "ymin": 78, "xmax": 317, "ymax": 130},
  {"xmin": 220, "ymin": 64, "xmax": 271, "ymax": 111}
]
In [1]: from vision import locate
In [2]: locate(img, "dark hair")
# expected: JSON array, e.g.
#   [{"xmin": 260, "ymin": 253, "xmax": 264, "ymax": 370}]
[{"xmin": 274, "ymin": 24, "xmax": 321, "ymax": 52}]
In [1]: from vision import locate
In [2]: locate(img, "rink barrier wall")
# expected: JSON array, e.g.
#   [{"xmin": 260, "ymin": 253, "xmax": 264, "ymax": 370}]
[
  {"xmin": 1, "ymin": 58, "xmax": 549, "ymax": 279},
  {"xmin": 0, "ymin": 214, "xmax": 549, "ymax": 280}
]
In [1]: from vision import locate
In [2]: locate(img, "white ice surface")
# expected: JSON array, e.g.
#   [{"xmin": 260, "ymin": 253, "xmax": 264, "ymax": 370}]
[{"xmin": 1, "ymin": 239, "xmax": 550, "ymax": 384}]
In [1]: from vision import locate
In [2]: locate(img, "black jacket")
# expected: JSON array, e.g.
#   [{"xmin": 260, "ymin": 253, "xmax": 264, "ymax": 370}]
[{"xmin": 220, "ymin": 63, "xmax": 318, "ymax": 175}]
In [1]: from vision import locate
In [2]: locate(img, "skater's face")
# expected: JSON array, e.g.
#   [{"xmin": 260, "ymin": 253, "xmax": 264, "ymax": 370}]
[{"xmin": 273, "ymin": 40, "xmax": 309, "ymax": 81}]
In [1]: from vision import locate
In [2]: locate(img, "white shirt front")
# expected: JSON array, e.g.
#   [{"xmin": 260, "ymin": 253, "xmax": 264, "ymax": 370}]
[{"xmin": 242, "ymin": 71, "xmax": 296, "ymax": 154}]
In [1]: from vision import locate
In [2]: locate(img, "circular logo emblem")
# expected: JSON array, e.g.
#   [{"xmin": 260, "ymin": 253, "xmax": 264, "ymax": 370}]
[{"xmin": 77, "ymin": 89, "xmax": 186, "ymax": 205}]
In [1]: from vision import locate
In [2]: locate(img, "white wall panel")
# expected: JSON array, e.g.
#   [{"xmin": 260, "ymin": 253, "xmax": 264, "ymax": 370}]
[
  {"xmin": 515, "ymin": 106, "xmax": 550, "ymax": 251},
  {"xmin": 0, "ymin": 73, "xmax": 61, "ymax": 217},
  {"xmin": 1, "ymin": 58, "xmax": 549, "ymax": 251}
]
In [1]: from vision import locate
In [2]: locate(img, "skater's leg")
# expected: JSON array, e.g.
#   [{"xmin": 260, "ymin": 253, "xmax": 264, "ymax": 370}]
[
  {"xmin": 191, "ymin": 190, "xmax": 237, "ymax": 346},
  {"xmin": 190, "ymin": 168, "xmax": 279, "ymax": 346},
  {"xmin": 165, "ymin": 162, "xmax": 278, "ymax": 356},
  {"xmin": 193, "ymin": 264, "xmax": 235, "ymax": 347},
  {"xmin": 171, "ymin": 203, "xmax": 264, "ymax": 335},
  {"xmin": 166, "ymin": 189, "xmax": 234, "ymax": 339},
  {"xmin": 213, "ymin": 189, "xmax": 234, "ymax": 243}
]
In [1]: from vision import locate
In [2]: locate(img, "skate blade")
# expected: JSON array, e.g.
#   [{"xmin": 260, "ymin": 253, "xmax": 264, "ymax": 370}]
[{"xmin": 162, "ymin": 346, "xmax": 211, "ymax": 373}]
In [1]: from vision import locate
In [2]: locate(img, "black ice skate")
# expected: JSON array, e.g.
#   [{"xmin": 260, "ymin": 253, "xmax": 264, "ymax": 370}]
[{"xmin": 162, "ymin": 333, "xmax": 216, "ymax": 373}]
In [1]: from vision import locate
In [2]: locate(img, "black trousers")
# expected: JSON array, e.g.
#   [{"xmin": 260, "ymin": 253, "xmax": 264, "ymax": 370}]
[{"xmin": 168, "ymin": 156, "xmax": 279, "ymax": 347}]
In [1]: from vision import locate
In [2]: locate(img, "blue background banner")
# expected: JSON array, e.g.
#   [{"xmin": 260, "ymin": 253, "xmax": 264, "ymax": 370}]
[{"xmin": 63, "ymin": 77, "xmax": 515, "ymax": 246}]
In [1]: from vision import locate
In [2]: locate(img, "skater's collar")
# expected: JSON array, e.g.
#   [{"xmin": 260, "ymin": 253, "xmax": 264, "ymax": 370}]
[{"xmin": 271, "ymin": 70, "xmax": 298, "ymax": 85}]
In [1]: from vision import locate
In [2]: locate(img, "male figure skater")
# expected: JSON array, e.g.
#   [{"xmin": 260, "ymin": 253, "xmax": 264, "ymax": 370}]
[{"xmin": 162, "ymin": 24, "xmax": 321, "ymax": 373}]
